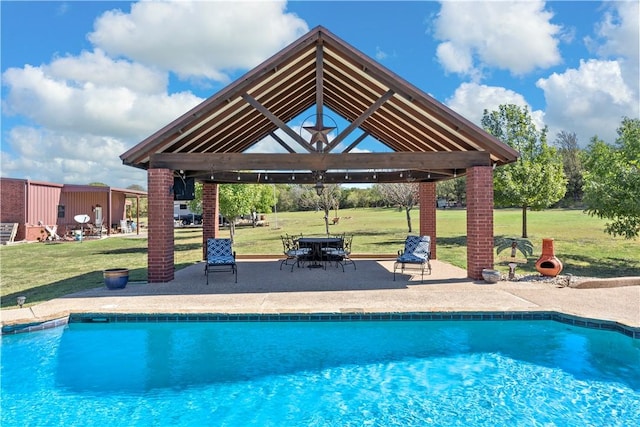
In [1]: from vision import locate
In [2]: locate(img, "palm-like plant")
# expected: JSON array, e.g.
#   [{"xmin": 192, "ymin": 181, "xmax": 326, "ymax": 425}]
[
  {"xmin": 495, "ymin": 237, "xmax": 534, "ymax": 279},
  {"xmin": 495, "ymin": 237, "xmax": 534, "ymax": 259}
]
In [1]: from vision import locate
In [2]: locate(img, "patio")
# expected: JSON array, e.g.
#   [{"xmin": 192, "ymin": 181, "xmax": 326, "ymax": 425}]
[{"xmin": 2, "ymin": 258, "xmax": 638, "ymax": 331}]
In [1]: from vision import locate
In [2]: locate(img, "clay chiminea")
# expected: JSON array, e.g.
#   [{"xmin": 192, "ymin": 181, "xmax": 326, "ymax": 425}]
[{"xmin": 535, "ymin": 238, "xmax": 563, "ymax": 277}]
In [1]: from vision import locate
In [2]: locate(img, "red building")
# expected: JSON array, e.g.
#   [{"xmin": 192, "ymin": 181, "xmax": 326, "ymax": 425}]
[{"xmin": 0, "ymin": 177, "xmax": 146, "ymax": 242}]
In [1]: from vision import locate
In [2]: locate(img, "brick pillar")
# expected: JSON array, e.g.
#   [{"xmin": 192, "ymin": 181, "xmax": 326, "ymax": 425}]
[
  {"xmin": 147, "ymin": 168, "xmax": 174, "ymax": 282},
  {"xmin": 202, "ymin": 182, "xmax": 220, "ymax": 260},
  {"xmin": 419, "ymin": 182, "xmax": 437, "ymax": 259},
  {"xmin": 466, "ymin": 166, "xmax": 494, "ymax": 280}
]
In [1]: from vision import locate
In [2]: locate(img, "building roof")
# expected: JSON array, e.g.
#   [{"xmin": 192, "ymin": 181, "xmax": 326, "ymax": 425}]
[{"xmin": 121, "ymin": 26, "xmax": 518, "ymax": 184}]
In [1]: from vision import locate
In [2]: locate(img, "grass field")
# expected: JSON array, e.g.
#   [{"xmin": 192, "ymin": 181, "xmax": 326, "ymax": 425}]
[{"xmin": 1, "ymin": 208, "xmax": 638, "ymax": 308}]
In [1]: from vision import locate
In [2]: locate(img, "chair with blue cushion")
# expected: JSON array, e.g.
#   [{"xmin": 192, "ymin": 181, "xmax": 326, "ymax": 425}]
[
  {"xmin": 393, "ymin": 235, "xmax": 431, "ymax": 283},
  {"xmin": 205, "ymin": 238, "xmax": 237, "ymax": 284},
  {"xmin": 324, "ymin": 235, "xmax": 356, "ymax": 272},
  {"xmin": 280, "ymin": 234, "xmax": 311, "ymax": 271}
]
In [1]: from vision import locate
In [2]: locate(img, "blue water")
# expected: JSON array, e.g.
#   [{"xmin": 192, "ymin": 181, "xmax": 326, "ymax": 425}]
[{"xmin": 2, "ymin": 320, "xmax": 639, "ymax": 426}]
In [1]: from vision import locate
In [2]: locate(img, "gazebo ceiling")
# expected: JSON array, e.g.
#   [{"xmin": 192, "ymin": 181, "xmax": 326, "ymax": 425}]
[{"xmin": 121, "ymin": 26, "xmax": 518, "ymax": 184}]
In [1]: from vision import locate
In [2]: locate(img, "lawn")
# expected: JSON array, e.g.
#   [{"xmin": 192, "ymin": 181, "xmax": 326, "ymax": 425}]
[{"xmin": 1, "ymin": 208, "xmax": 638, "ymax": 308}]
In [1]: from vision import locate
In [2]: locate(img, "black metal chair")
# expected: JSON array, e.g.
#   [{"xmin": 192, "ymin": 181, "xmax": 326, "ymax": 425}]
[
  {"xmin": 280, "ymin": 234, "xmax": 311, "ymax": 271},
  {"xmin": 325, "ymin": 235, "xmax": 355, "ymax": 271}
]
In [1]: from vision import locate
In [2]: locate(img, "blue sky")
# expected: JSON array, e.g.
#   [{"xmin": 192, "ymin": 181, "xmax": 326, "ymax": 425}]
[{"xmin": 1, "ymin": 1, "xmax": 638, "ymax": 189}]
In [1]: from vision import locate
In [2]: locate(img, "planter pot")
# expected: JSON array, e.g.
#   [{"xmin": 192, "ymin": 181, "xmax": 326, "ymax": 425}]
[
  {"xmin": 103, "ymin": 268, "xmax": 129, "ymax": 290},
  {"xmin": 481, "ymin": 269, "xmax": 501, "ymax": 284}
]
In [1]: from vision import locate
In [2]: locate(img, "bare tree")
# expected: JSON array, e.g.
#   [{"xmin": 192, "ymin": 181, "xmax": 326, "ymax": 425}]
[
  {"xmin": 298, "ymin": 184, "xmax": 342, "ymax": 235},
  {"xmin": 376, "ymin": 183, "xmax": 419, "ymax": 232}
]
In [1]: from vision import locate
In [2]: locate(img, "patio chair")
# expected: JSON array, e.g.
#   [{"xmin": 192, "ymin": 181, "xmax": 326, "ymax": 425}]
[
  {"xmin": 205, "ymin": 238, "xmax": 237, "ymax": 284},
  {"xmin": 324, "ymin": 234, "xmax": 356, "ymax": 272},
  {"xmin": 280, "ymin": 234, "xmax": 311, "ymax": 271},
  {"xmin": 38, "ymin": 221, "xmax": 60, "ymax": 241},
  {"xmin": 393, "ymin": 235, "xmax": 431, "ymax": 283}
]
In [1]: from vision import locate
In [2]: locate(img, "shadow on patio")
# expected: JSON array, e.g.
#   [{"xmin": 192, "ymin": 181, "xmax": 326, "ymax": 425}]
[{"xmin": 63, "ymin": 259, "xmax": 472, "ymax": 298}]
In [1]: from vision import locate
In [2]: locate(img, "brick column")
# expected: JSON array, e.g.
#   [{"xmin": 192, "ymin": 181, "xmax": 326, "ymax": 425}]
[
  {"xmin": 419, "ymin": 182, "xmax": 437, "ymax": 259},
  {"xmin": 202, "ymin": 182, "xmax": 220, "ymax": 260},
  {"xmin": 147, "ymin": 168, "xmax": 174, "ymax": 282},
  {"xmin": 466, "ymin": 166, "xmax": 494, "ymax": 280}
]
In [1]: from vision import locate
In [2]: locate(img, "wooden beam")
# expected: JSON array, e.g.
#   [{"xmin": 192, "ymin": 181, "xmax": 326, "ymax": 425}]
[
  {"xmin": 269, "ymin": 132, "xmax": 296, "ymax": 153},
  {"xmin": 190, "ymin": 169, "xmax": 456, "ymax": 184},
  {"xmin": 327, "ymin": 89, "xmax": 394, "ymax": 151},
  {"xmin": 241, "ymin": 93, "xmax": 314, "ymax": 152},
  {"xmin": 150, "ymin": 151, "xmax": 491, "ymax": 171},
  {"xmin": 315, "ymin": 42, "xmax": 324, "ymax": 119},
  {"xmin": 342, "ymin": 131, "xmax": 370, "ymax": 153}
]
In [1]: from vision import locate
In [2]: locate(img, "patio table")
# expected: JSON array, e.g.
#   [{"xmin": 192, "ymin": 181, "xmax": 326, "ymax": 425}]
[{"xmin": 297, "ymin": 237, "xmax": 343, "ymax": 268}]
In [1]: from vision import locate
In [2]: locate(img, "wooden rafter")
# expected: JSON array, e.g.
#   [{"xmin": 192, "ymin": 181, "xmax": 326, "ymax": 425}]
[{"xmin": 121, "ymin": 26, "xmax": 518, "ymax": 182}]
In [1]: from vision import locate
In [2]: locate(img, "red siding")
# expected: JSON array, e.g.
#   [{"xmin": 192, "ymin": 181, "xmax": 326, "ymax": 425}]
[
  {"xmin": 26, "ymin": 182, "xmax": 63, "ymax": 226},
  {"xmin": 1, "ymin": 177, "xmax": 146, "ymax": 242},
  {"xmin": 0, "ymin": 178, "xmax": 27, "ymax": 240}
]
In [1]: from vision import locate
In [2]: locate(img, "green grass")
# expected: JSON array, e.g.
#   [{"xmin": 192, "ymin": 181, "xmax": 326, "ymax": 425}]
[{"xmin": 1, "ymin": 208, "xmax": 638, "ymax": 308}]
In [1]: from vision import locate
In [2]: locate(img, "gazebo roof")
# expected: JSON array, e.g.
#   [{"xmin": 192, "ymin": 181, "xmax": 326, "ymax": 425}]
[{"xmin": 121, "ymin": 26, "xmax": 518, "ymax": 184}]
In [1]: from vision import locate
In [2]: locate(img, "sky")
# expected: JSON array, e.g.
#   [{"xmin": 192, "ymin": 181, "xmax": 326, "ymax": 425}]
[{"xmin": 1, "ymin": 0, "xmax": 638, "ymax": 190}]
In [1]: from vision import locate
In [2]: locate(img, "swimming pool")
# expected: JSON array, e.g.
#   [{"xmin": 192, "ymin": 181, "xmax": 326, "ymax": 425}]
[{"xmin": 2, "ymin": 317, "xmax": 639, "ymax": 426}]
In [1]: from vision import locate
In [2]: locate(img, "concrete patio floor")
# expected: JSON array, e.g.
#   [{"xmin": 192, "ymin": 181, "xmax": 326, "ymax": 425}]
[{"xmin": 2, "ymin": 258, "xmax": 639, "ymax": 329}]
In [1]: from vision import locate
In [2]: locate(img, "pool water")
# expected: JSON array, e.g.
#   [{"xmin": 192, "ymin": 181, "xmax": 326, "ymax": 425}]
[{"xmin": 2, "ymin": 320, "xmax": 639, "ymax": 426}]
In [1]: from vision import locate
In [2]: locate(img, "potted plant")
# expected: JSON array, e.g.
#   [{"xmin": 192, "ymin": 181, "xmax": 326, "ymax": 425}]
[{"xmin": 495, "ymin": 237, "xmax": 534, "ymax": 279}]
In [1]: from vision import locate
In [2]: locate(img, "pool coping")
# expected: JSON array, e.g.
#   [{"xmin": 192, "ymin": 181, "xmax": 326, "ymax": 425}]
[{"xmin": 3, "ymin": 311, "xmax": 639, "ymax": 339}]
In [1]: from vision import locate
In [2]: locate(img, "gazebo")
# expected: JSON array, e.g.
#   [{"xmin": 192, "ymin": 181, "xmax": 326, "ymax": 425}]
[{"xmin": 121, "ymin": 26, "xmax": 518, "ymax": 282}]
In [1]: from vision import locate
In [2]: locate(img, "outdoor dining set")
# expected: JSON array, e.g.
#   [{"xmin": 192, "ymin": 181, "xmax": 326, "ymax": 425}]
[
  {"xmin": 279, "ymin": 233, "xmax": 356, "ymax": 272},
  {"xmin": 203, "ymin": 234, "xmax": 431, "ymax": 284}
]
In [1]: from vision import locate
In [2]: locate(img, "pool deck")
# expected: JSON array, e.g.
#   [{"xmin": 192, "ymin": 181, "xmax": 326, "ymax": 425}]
[{"xmin": 2, "ymin": 258, "xmax": 639, "ymax": 330}]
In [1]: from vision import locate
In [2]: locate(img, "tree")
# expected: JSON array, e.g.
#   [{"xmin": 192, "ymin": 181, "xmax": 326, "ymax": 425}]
[
  {"xmin": 188, "ymin": 182, "xmax": 203, "ymax": 215},
  {"xmin": 298, "ymin": 184, "xmax": 342, "ymax": 235},
  {"xmin": 482, "ymin": 104, "xmax": 566, "ymax": 238},
  {"xmin": 582, "ymin": 117, "xmax": 640, "ymax": 239},
  {"xmin": 375, "ymin": 183, "xmax": 419, "ymax": 232},
  {"xmin": 127, "ymin": 184, "xmax": 148, "ymax": 217},
  {"xmin": 436, "ymin": 179, "xmax": 455, "ymax": 204},
  {"xmin": 553, "ymin": 131, "xmax": 584, "ymax": 205},
  {"xmin": 218, "ymin": 184, "xmax": 275, "ymax": 241}
]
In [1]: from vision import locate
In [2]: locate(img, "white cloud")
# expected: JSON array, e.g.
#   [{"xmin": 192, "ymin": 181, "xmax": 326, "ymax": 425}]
[
  {"xmin": 88, "ymin": 1, "xmax": 308, "ymax": 81},
  {"xmin": 537, "ymin": 59, "xmax": 636, "ymax": 144},
  {"xmin": 433, "ymin": 0, "xmax": 562, "ymax": 79},
  {"xmin": 535, "ymin": 2, "xmax": 639, "ymax": 146},
  {"xmin": 1, "ymin": 1, "xmax": 309, "ymax": 188},
  {"xmin": 48, "ymin": 49, "xmax": 166, "ymax": 94},
  {"xmin": 589, "ymin": 1, "xmax": 639, "ymax": 63},
  {"xmin": 2, "ymin": 60, "xmax": 202, "ymax": 139},
  {"xmin": 1, "ymin": 127, "xmax": 146, "ymax": 188},
  {"xmin": 445, "ymin": 82, "xmax": 545, "ymax": 131}
]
